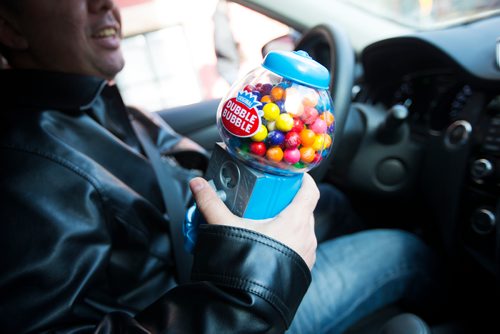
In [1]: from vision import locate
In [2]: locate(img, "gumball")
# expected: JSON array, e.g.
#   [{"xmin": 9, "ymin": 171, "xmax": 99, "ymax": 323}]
[
  {"xmin": 284, "ymin": 87, "xmax": 304, "ymax": 117},
  {"xmin": 261, "ymin": 83, "xmax": 273, "ymax": 95},
  {"xmin": 275, "ymin": 100, "xmax": 285, "ymax": 112},
  {"xmin": 240, "ymin": 141, "xmax": 250, "ymax": 153},
  {"xmin": 313, "ymin": 152, "xmax": 323, "ymax": 163},
  {"xmin": 276, "ymin": 113, "xmax": 294, "ymax": 132},
  {"xmin": 244, "ymin": 84, "xmax": 255, "ymax": 92},
  {"xmin": 266, "ymin": 121, "xmax": 276, "ymax": 131},
  {"xmin": 303, "ymin": 90, "xmax": 319, "ymax": 107},
  {"xmin": 323, "ymin": 134, "xmax": 332, "ymax": 148},
  {"xmin": 261, "ymin": 95, "xmax": 272, "ymax": 103},
  {"xmin": 328, "ymin": 123, "xmax": 335, "ymax": 133},
  {"xmin": 252, "ymin": 125, "xmax": 268, "ymax": 142},
  {"xmin": 250, "ymin": 141, "xmax": 266, "ymax": 156},
  {"xmin": 280, "ymin": 80, "xmax": 292, "ymax": 89},
  {"xmin": 263, "ymin": 103, "xmax": 280, "ymax": 121},
  {"xmin": 299, "ymin": 147, "xmax": 315, "ymax": 163},
  {"xmin": 312, "ymin": 134, "xmax": 325, "ymax": 151},
  {"xmin": 300, "ymin": 106, "xmax": 319, "ymax": 124},
  {"xmin": 228, "ymin": 136, "xmax": 241, "ymax": 148},
  {"xmin": 267, "ymin": 130, "xmax": 285, "ymax": 146},
  {"xmin": 284, "ymin": 131, "xmax": 301, "ymax": 149},
  {"xmin": 251, "ymin": 90, "xmax": 262, "ymax": 101},
  {"xmin": 284, "ymin": 148, "xmax": 301, "ymax": 164},
  {"xmin": 316, "ymin": 98, "xmax": 329, "ymax": 112},
  {"xmin": 299, "ymin": 129, "xmax": 316, "ymax": 147},
  {"xmin": 310, "ymin": 118, "xmax": 327, "ymax": 134},
  {"xmin": 291, "ymin": 118, "xmax": 304, "ymax": 133},
  {"xmin": 271, "ymin": 86, "xmax": 285, "ymax": 101},
  {"xmin": 266, "ymin": 146, "xmax": 284, "ymax": 162},
  {"xmin": 320, "ymin": 111, "xmax": 335, "ymax": 126},
  {"xmin": 294, "ymin": 161, "xmax": 305, "ymax": 169}
]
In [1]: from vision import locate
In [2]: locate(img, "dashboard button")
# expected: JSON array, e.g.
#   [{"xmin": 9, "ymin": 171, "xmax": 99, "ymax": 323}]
[
  {"xmin": 471, "ymin": 208, "xmax": 496, "ymax": 235},
  {"xmin": 445, "ymin": 120, "xmax": 471, "ymax": 148},
  {"xmin": 471, "ymin": 159, "xmax": 494, "ymax": 181},
  {"xmin": 376, "ymin": 158, "xmax": 406, "ymax": 187}
]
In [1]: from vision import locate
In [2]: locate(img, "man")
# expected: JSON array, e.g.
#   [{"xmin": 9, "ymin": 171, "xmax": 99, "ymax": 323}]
[
  {"xmin": 0, "ymin": 0, "xmax": 318, "ymax": 332},
  {"xmin": 0, "ymin": 0, "xmax": 440, "ymax": 333}
]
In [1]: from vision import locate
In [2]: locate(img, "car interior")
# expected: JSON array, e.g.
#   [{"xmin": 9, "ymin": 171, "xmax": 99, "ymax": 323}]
[{"xmin": 158, "ymin": 2, "xmax": 500, "ymax": 333}]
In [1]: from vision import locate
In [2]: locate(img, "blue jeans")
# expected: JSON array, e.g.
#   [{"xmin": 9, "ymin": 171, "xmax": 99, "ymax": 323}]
[{"xmin": 288, "ymin": 185, "xmax": 440, "ymax": 334}]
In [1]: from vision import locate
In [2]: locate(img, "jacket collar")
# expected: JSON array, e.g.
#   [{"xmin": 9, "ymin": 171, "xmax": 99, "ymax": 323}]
[{"xmin": 0, "ymin": 69, "xmax": 108, "ymax": 111}]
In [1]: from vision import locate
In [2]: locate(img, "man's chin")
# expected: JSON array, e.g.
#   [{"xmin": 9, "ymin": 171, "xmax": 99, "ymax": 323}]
[{"xmin": 96, "ymin": 57, "xmax": 125, "ymax": 80}]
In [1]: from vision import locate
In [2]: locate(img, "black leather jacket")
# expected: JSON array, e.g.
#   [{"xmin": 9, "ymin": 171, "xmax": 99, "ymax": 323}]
[{"xmin": 0, "ymin": 70, "xmax": 311, "ymax": 333}]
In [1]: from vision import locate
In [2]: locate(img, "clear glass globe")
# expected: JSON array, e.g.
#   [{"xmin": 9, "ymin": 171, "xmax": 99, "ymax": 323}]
[{"xmin": 217, "ymin": 65, "xmax": 335, "ymax": 175}]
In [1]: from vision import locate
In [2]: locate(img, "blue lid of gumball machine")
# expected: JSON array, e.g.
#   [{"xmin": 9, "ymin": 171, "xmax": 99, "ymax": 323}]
[{"xmin": 262, "ymin": 50, "xmax": 330, "ymax": 90}]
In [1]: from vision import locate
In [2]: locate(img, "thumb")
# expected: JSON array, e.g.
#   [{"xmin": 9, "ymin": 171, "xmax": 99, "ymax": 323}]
[{"xmin": 189, "ymin": 177, "xmax": 234, "ymax": 225}]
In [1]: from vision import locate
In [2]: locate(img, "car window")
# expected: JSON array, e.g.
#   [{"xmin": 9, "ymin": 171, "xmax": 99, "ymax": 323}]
[
  {"xmin": 115, "ymin": 0, "xmax": 290, "ymax": 112},
  {"xmin": 343, "ymin": 0, "xmax": 500, "ymax": 29}
]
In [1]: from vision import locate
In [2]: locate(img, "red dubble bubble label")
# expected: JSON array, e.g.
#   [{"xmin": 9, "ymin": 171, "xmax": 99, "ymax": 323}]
[{"xmin": 221, "ymin": 91, "xmax": 262, "ymax": 137}]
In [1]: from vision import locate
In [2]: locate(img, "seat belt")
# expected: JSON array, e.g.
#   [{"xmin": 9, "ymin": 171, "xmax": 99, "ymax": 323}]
[{"xmin": 130, "ymin": 118, "xmax": 193, "ymax": 284}]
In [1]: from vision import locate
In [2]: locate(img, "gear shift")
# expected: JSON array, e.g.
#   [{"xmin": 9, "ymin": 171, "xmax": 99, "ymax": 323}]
[{"xmin": 377, "ymin": 104, "xmax": 408, "ymax": 144}]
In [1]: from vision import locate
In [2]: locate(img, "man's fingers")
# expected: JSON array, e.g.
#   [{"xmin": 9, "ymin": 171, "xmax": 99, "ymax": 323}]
[
  {"xmin": 189, "ymin": 177, "xmax": 233, "ymax": 225},
  {"xmin": 283, "ymin": 173, "xmax": 320, "ymax": 216}
]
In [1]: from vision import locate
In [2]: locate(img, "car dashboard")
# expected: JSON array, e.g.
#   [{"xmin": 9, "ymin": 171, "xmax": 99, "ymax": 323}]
[{"xmin": 344, "ymin": 16, "xmax": 500, "ymax": 281}]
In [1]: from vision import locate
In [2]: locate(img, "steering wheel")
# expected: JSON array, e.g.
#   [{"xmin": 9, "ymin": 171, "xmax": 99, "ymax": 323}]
[{"xmin": 294, "ymin": 23, "xmax": 355, "ymax": 182}]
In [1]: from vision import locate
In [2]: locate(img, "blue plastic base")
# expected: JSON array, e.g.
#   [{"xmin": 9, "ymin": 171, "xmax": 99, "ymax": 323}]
[
  {"xmin": 183, "ymin": 143, "xmax": 304, "ymax": 253},
  {"xmin": 243, "ymin": 172, "xmax": 302, "ymax": 219}
]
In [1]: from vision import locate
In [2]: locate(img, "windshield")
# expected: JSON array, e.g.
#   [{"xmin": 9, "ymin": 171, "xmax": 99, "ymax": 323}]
[{"xmin": 342, "ymin": 0, "xmax": 500, "ymax": 30}]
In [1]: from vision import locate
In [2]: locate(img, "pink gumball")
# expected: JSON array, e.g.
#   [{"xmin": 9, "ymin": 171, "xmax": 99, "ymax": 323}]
[
  {"xmin": 310, "ymin": 118, "xmax": 327, "ymax": 133},
  {"xmin": 300, "ymin": 106, "xmax": 318, "ymax": 124},
  {"xmin": 283, "ymin": 148, "xmax": 301, "ymax": 164}
]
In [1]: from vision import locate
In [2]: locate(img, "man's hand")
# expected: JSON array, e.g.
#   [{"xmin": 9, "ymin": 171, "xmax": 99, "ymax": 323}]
[{"xmin": 189, "ymin": 173, "xmax": 319, "ymax": 270}]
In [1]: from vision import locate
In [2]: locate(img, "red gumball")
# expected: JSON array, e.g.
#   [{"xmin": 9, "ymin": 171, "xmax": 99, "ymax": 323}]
[
  {"xmin": 313, "ymin": 152, "xmax": 323, "ymax": 163},
  {"xmin": 291, "ymin": 118, "xmax": 304, "ymax": 133},
  {"xmin": 250, "ymin": 142, "xmax": 266, "ymax": 156},
  {"xmin": 285, "ymin": 131, "xmax": 301, "ymax": 149},
  {"xmin": 244, "ymin": 84, "xmax": 255, "ymax": 92}
]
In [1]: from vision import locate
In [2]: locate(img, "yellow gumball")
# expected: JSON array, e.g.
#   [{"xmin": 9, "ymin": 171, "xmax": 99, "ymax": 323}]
[
  {"xmin": 263, "ymin": 103, "xmax": 280, "ymax": 121},
  {"xmin": 276, "ymin": 113, "xmax": 294, "ymax": 132},
  {"xmin": 312, "ymin": 134, "xmax": 325, "ymax": 151},
  {"xmin": 252, "ymin": 125, "xmax": 268, "ymax": 142}
]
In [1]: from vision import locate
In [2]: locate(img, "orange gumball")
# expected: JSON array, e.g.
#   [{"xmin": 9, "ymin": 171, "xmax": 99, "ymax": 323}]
[
  {"xmin": 270, "ymin": 86, "xmax": 285, "ymax": 101},
  {"xmin": 320, "ymin": 111, "xmax": 335, "ymax": 126},
  {"xmin": 300, "ymin": 147, "xmax": 315, "ymax": 163},
  {"xmin": 299, "ymin": 129, "xmax": 316, "ymax": 147},
  {"xmin": 266, "ymin": 146, "xmax": 284, "ymax": 162},
  {"xmin": 323, "ymin": 134, "xmax": 333, "ymax": 148},
  {"xmin": 261, "ymin": 95, "xmax": 272, "ymax": 103}
]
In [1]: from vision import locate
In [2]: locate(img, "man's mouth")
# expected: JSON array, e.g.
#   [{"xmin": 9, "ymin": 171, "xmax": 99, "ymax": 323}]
[{"xmin": 93, "ymin": 27, "xmax": 119, "ymax": 39}]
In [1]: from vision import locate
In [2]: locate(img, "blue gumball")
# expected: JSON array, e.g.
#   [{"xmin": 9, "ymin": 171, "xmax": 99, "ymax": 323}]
[
  {"xmin": 267, "ymin": 130, "xmax": 285, "ymax": 146},
  {"xmin": 275, "ymin": 100, "xmax": 285, "ymax": 112}
]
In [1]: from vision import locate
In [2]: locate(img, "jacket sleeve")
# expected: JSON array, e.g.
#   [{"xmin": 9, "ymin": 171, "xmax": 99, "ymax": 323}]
[
  {"xmin": 0, "ymin": 149, "xmax": 311, "ymax": 334},
  {"xmin": 97, "ymin": 225, "xmax": 312, "ymax": 334}
]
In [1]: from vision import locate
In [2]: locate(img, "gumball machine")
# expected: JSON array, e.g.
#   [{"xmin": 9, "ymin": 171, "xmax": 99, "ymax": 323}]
[{"xmin": 184, "ymin": 50, "xmax": 335, "ymax": 252}]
